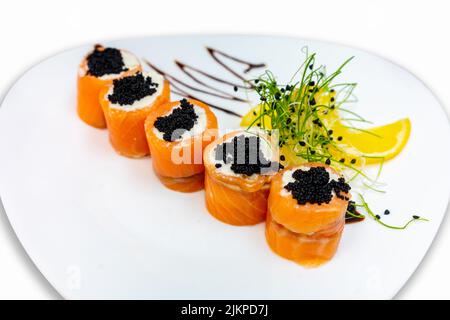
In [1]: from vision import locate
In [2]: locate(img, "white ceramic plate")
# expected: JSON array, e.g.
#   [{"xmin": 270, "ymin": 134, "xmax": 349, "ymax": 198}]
[{"xmin": 0, "ymin": 35, "xmax": 449, "ymax": 299}]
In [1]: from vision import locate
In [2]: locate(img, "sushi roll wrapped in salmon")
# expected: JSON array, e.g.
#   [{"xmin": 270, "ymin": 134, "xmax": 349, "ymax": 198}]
[
  {"xmin": 203, "ymin": 131, "xmax": 282, "ymax": 226},
  {"xmin": 145, "ymin": 98, "xmax": 218, "ymax": 192},
  {"xmin": 266, "ymin": 163, "xmax": 351, "ymax": 267},
  {"xmin": 77, "ymin": 44, "xmax": 142, "ymax": 128},
  {"xmin": 99, "ymin": 71, "xmax": 170, "ymax": 158}
]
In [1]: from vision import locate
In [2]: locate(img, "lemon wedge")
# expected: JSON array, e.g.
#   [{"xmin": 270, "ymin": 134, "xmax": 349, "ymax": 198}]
[{"xmin": 332, "ymin": 118, "xmax": 411, "ymax": 164}]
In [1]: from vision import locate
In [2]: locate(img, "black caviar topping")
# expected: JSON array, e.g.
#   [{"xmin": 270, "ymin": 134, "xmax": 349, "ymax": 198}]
[
  {"xmin": 214, "ymin": 135, "xmax": 281, "ymax": 176},
  {"xmin": 108, "ymin": 73, "xmax": 159, "ymax": 106},
  {"xmin": 154, "ymin": 99, "xmax": 198, "ymax": 142},
  {"xmin": 86, "ymin": 46, "xmax": 128, "ymax": 77},
  {"xmin": 284, "ymin": 166, "xmax": 351, "ymax": 205}
]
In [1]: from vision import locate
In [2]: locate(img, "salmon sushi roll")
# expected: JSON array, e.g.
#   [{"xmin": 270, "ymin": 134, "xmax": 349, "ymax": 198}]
[
  {"xmin": 203, "ymin": 131, "xmax": 282, "ymax": 226},
  {"xmin": 99, "ymin": 71, "xmax": 170, "ymax": 158},
  {"xmin": 145, "ymin": 98, "xmax": 218, "ymax": 192},
  {"xmin": 77, "ymin": 44, "xmax": 142, "ymax": 128},
  {"xmin": 266, "ymin": 163, "xmax": 351, "ymax": 267}
]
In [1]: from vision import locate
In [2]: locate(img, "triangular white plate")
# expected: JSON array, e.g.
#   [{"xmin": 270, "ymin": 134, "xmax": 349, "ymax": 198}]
[{"xmin": 0, "ymin": 35, "xmax": 449, "ymax": 299}]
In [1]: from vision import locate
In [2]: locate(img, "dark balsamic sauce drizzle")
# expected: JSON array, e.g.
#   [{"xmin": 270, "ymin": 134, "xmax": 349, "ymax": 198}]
[
  {"xmin": 345, "ymin": 201, "xmax": 365, "ymax": 224},
  {"xmin": 145, "ymin": 47, "xmax": 266, "ymax": 118},
  {"xmin": 174, "ymin": 60, "xmax": 247, "ymax": 100},
  {"xmin": 206, "ymin": 47, "xmax": 265, "ymax": 79},
  {"xmin": 345, "ymin": 215, "xmax": 365, "ymax": 224}
]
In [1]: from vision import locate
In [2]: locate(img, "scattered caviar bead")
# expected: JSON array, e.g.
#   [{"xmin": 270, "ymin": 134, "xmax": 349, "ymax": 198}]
[
  {"xmin": 309, "ymin": 98, "xmax": 316, "ymax": 105},
  {"xmin": 299, "ymin": 141, "xmax": 306, "ymax": 146},
  {"xmin": 350, "ymin": 159, "xmax": 356, "ymax": 164},
  {"xmin": 325, "ymin": 158, "xmax": 331, "ymax": 165},
  {"xmin": 375, "ymin": 215, "xmax": 381, "ymax": 220},
  {"xmin": 337, "ymin": 136, "xmax": 343, "ymax": 141},
  {"xmin": 339, "ymin": 158, "xmax": 345, "ymax": 163},
  {"xmin": 280, "ymin": 155, "xmax": 285, "ymax": 161},
  {"xmin": 256, "ymin": 123, "xmax": 260, "ymax": 127},
  {"xmin": 310, "ymin": 150, "xmax": 316, "ymax": 155},
  {"xmin": 275, "ymin": 92, "xmax": 281, "ymax": 100},
  {"xmin": 330, "ymin": 105, "xmax": 335, "ymax": 109},
  {"xmin": 286, "ymin": 118, "xmax": 292, "ymax": 124},
  {"xmin": 330, "ymin": 89, "xmax": 335, "ymax": 93},
  {"xmin": 309, "ymin": 81, "xmax": 315, "ymax": 86},
  {"xmin": 328, "ymin": 130, "xmax": 333, "ymax": 135},
  {"xmin": 233, "ymin": 86, "xmax": 238, "ymax": 92},
  {"xmin": 281, "ymin": 88, "xmax": 285, "ymax": 93},
  {"xmin": 309, "ymin": 64, "xmax": 313, "ymax": 70},
  {"xmin": 215, "ymin": 163, "xmax": 222, "ymax": 168},
  {"xmin": 253, "ymin": 111, "xmax": 257, "ymax": 116},
  {"xmin": 255, "ymin": 79, "xmax": 259, "ymax": 84},
  {"xmin": 260, "ymin": 97, "xmax": 266, "ymax": 101},
  {"xmin": 413, "ymin": 215, "xmax": 420, "ymax": 219},
  {"xmin": 331, "ymin": 97, "xmax": 335, "ymax": 102},
  {"xmin": 384, "ymin": 209, "xmax": 390, "ymax": 215}
]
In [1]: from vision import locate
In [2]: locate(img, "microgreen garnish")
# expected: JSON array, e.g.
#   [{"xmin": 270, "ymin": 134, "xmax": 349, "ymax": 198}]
[
  {"xmin": 244, "ymin": 51, "xmax": 374, "ymax": 179},
  {"xmin": 354, "ymin": 194, "xmax": 428, "ymax": 230},
  {"xmin": 244, "ymin": 50, "xmax": 427, "ymax": 230}
]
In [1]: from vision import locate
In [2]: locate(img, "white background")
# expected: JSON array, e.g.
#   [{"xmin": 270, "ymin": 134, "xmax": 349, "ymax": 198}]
[{"xmin": 0, "ymin": 0, "xmax": 448, "ymax": 299}]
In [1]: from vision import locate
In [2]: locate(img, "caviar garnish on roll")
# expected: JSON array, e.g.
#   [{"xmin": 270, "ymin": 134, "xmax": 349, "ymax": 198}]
[
  {"xmin": 145, "ymin": 98, "xmax": 218, "ymax": 192},
  {"xmin": 214, "ymin": 134, "xmax": 282, "ymax": 176},
  {"xmin": 203, "ymin": 130, "xmax": 281, "ymax": 226},
  {"xmin": 99, "ymin": 71, "xmax": 170, "ymax": 158},
  {"xmin": 153, "ymin": 99, "xmax": 199, "ymax": 142},
  {"xmin": 86, "ymin": 46, "xmax": 130, "ymax": 78},
  {"xmin": 266, "ymin": 163, "xmax": 350, "ymax": 267}
]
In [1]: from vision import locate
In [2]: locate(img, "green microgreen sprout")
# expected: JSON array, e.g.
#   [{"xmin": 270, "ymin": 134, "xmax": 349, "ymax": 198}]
[
  {"xmin": 244, "ymin": 51, "xmax": 380, "ymax": 180},
  {"xmin": 243, "ymin": 50, "xmax": 428, "ymax": 230},
  {"xmin": 352, "ymin": 194, "xmax": 429, "ymax": 229}
]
